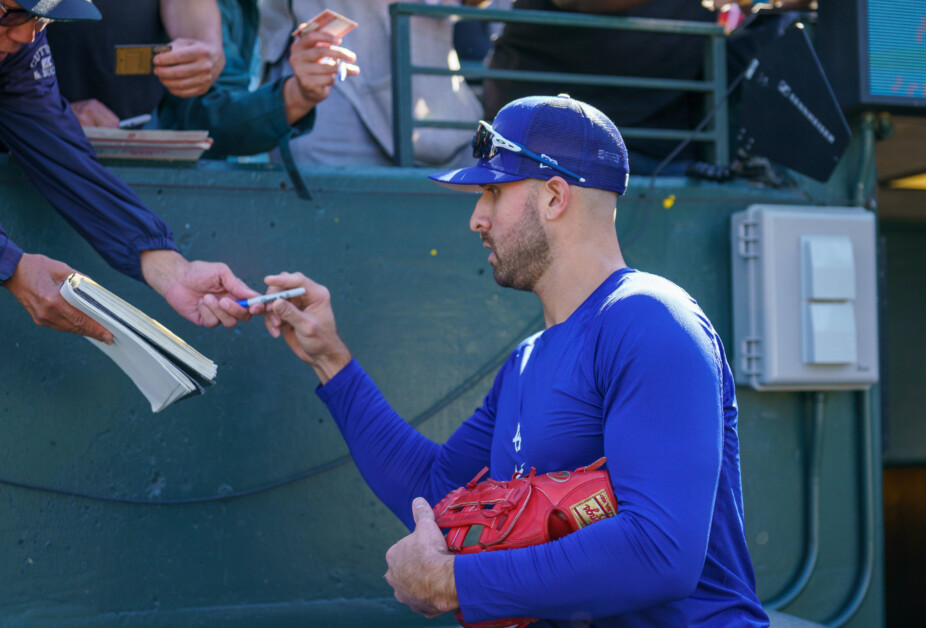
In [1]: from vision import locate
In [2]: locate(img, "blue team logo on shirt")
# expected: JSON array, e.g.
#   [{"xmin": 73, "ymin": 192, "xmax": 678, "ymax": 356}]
[{"xmin": 29, "ymin": 44, "xmax": 55, "ymax": 81}]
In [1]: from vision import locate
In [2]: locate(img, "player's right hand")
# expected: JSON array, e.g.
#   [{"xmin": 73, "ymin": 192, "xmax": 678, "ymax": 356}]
[
  {"xmin": 254, "ymin": 271, "xmax": 352, "ymax": 383},
  {"xmin": 3, "ymin": 253, "xmax": 113, "ymax": 343}
]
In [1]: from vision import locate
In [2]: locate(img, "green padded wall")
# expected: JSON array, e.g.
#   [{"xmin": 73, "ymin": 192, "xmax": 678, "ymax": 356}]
[{"xmin": 0, "ymin": 156, "xmax": 883, "ymax": 627}]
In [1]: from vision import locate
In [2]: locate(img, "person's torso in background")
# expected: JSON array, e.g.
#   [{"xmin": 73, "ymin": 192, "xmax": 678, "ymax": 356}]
[
  {"xmin": 46, "ymin": 0, "xmax": 167, "ymax": 120},
  {"xmin": 259, "ymin": 0, "xmax": 481, "ymax": 167},
  {"xmin": 258, "ymin": 0, "xmax": 396, "ymax": 165}
]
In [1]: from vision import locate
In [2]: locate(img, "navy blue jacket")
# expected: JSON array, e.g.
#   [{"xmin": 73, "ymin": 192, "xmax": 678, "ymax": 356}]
[{"xmin": 0, "ymin": 31, "xmax": 176, "ymax": 284}]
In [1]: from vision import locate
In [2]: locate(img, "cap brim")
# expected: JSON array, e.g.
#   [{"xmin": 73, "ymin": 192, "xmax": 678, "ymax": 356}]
[
  {"xmin": 428, "ymin": 164, "xmax": 527, "ymax": 192},
  {"xmin": 20, "ymin": 0, "xmax": 102, "ymax": 21}
]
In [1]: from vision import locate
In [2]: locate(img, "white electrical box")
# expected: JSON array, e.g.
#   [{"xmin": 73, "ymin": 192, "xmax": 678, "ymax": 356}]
[{"xmin": 730, "ymin": 205, "xmax": 879, "ymax": 390}]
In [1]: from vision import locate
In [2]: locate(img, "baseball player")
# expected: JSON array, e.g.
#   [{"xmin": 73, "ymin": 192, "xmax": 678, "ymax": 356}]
[{"xmin": 242, "ymin": 95, "xmax": 769, "ymax": 626}]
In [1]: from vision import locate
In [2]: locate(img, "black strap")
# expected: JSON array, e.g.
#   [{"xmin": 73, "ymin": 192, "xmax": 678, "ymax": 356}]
[
  {"xmin": 271, "ymin": 1, "xmax": 311, "ymax": 199},
  {"xmin": 278, "ymin": 130, "xmax": 312, "ymax": 200}
]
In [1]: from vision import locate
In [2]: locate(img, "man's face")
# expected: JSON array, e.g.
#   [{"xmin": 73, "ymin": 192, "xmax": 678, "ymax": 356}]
[
  {"xmin": 0, "ymin": 0, "xmax": 47, "ymax": 63},
  {"xmin": 470, "ymin": 180, "xmax": 552, "ymax": 292}
]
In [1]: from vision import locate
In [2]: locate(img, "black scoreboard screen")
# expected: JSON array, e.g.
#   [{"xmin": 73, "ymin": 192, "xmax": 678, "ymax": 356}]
[{"xmin": 818, "ymin": 0, "xmax": 926, "ymax": 113}]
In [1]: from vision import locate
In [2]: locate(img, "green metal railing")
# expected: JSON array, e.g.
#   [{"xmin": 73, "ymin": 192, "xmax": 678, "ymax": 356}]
[{"xmin": 389, "ymin": 3, "xmax": 729, "ymax": 167}]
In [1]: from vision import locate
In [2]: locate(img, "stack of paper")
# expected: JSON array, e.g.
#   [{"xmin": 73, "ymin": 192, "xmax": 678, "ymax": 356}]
[
  {"xmin": 60, "ymin": 274, "xmax": 217, "ymax": 412},
  {"xmin": 82, "ymin": 127, "xmax": 213, "ymax": 161}
]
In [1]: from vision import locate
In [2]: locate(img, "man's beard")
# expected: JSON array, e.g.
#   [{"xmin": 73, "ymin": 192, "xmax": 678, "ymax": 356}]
[{"xmin": 487, "ymin": 187, "xmax": 552, "ymax": 292}]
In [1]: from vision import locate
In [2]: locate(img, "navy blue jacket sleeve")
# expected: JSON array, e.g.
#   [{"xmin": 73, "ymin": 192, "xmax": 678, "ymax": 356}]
[{"xmin": 0, "ymin": 32, "xmax": 176, "ymax": 283}]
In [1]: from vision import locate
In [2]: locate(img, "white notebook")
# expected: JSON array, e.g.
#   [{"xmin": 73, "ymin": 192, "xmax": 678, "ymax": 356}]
[{"xmin": 60, "ymin": 273, "xmax": 217, "ymax": 412}]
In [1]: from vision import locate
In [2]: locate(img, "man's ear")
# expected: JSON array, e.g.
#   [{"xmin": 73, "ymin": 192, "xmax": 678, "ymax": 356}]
[{"xmin": 541, "ymin": 176, "xmax": 571, "ymax": 221}]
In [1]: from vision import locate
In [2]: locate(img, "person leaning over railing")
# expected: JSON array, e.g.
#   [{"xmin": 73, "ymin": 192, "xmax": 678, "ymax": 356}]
[
  {"xmin": 258, "ymin": 0, "xmax": 483, "ymax": 168},
  {"xmin": 157, "ymin": 0, "xmax": 358, "ymax": 159},
  {"xmin": 483, "ymin": 0, "xmax": 715, "ymax": 175},
  {"xmin": 46, "ymin": 0, "xmax": 226, "ymax": 128},
  {"xmin": 1, "ymin": 0, "xmax": 260, "ymax": 341}
]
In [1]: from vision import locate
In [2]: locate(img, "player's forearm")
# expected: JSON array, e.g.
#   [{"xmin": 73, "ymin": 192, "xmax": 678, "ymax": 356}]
[
  {"xmin": 317, "ymin": 361, "xmax": 446, "ymax": 526},
  {"xmin": 455, "ymin": 513, "xmax": 702, "ymax": 622}
]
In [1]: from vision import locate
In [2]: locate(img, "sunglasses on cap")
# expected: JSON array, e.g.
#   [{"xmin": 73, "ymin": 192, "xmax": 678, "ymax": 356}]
[
  {"xmin": 0, "ymin": 5, "xmax": 53, "ymax": 28},
  {"xmin": 472, "ymin": 120, "xmax": 586, "ymax": 184}
]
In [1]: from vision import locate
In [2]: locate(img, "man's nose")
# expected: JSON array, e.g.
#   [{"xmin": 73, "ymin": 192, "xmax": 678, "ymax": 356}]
[{"xmin": 470, "ymin": 198, "xmax": 491, "ymax": 234}]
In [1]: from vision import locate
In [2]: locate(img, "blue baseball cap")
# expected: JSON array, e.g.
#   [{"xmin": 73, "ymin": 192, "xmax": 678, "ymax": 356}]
[
  {"xmin": 429, "ymin": 94, "xmax": 630, "ymax": 195},
  {"xmin": 16, "ymin": 0, "xmax": 101, "ymax": 21}
]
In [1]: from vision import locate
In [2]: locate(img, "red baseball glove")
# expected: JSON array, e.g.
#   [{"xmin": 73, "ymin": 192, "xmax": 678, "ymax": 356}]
[{"xmin": 433, "ymin": 458, "xmax": 618, "ymax": 628}]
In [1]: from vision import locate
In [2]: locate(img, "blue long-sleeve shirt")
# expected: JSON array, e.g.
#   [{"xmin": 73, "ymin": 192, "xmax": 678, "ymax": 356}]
[
  {"xmin": 0, "ymin": 31, "xmax": 176, "ymax": 283},
  {"xmin": 317, "ymin": 268, "xmax": 769, "ymax": 626}
]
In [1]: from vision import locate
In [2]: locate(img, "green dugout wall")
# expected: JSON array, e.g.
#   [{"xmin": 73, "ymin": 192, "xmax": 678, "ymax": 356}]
[{"xmin": 0, "ymin": 150, "xmax": 884, "ymax": 626}]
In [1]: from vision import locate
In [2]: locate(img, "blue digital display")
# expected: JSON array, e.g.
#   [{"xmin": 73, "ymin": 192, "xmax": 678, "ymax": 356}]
[{"xmin": 867, "ymin": 1, "xmax": 926, "ymax": 100}]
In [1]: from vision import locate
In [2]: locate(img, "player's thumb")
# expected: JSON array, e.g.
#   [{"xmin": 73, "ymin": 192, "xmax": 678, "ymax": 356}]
[
  {"xmin": 411, "ymin": 497, "xmax": 435, "ymax": 528},
  {"xmin": 269, "ymin": 298, "xmax": 302, "ymax": 326}
]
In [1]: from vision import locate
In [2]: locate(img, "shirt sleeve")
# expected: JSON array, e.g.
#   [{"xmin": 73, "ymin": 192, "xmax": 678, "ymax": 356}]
[
  {"xmin": 157, "ymin": 3, "xmax": 315, "ymax": 159},
  {"xmin": 159, "ymin": 78, "xmax": 315, "ymax": 159},
  {"xmin": 317, "ymin": 359, "xmax": 497, "ymax": 530},
  {"xmin": 0, "ymin": 32, "xmax": 176, "ymax": 283},
  {"xmin": 0, "ymin": 227, "xmax": 24, "ymax": 285},
  {"xmin": 454, "ymin": 294, "xmax": 725, "ymax": 622}
]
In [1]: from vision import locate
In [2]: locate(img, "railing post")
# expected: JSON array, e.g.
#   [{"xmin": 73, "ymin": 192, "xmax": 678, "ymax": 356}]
[
  {"xmin": 707, "ymin": 32, "xmax": 730, "ymax": 165},
  {"xmin": 390, "ymin": 4, "xmax": 415, "ymax": 167}
]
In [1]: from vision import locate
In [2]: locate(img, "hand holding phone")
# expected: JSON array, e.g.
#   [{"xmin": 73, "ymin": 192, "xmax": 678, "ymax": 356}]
[{"xmin": 292, "ymin": 9, "xmax": 357, "ymax": 39}]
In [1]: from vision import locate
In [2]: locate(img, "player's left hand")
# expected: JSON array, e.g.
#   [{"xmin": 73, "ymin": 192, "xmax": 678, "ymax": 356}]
[
  {"xmin": 140, "ymin": 250, "xmax": 257, "ymax": 327},
  {"xmin": 384, "ymin": 497, "xmax": 459, "ymax": 617},
  {"xmin": 153, "ymin": 38, "xmax": 224, "ymax": 97}
]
